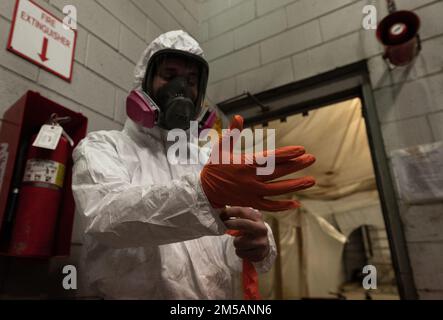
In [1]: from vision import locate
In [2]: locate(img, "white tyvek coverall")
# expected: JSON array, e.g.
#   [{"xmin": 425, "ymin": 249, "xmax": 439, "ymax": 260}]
[{"xmin": 72, "ymin": 30, "xmax": 277, "ymax": 299}]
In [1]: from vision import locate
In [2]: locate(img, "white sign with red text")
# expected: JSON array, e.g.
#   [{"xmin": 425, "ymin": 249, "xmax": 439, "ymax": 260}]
[{"xmin": 7, "ymin": 0, "xmax": 77, "ymax": 82}]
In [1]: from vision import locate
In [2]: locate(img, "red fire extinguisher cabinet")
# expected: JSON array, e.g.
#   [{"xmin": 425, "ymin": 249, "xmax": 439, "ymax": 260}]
[{"xmin": 0, "ymin": 91, "xmax": 88, "ymax": 258}]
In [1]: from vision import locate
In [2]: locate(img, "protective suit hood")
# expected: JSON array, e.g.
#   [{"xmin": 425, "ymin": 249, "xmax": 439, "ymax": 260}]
[
  {"xmin": 132, "ymin": 31, "xmax": 209, "ymax": 129},
  {"xmin": 133, "ymin": 30, "xmax": 206, "ymax": 89}
]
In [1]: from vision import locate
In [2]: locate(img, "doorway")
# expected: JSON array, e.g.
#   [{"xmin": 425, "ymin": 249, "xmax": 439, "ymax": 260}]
[{"xmin": 217, "ymin": 61, "xmax": 417, "ymax": 300}]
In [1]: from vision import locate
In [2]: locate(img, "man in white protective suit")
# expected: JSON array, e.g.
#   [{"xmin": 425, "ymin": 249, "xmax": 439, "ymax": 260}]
[{"xmin": 72, "ymin": 30, "xmax": 316, "ymax": 299}]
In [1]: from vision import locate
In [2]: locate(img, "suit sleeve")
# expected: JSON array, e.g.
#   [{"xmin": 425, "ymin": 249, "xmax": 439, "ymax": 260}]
[{"xmin": 72, "ymin": 134, "xmax": 226, "ymax": 249}]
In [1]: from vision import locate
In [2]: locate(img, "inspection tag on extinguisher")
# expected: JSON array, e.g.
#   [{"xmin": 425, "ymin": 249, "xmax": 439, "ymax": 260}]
[{"xmin": 32, "ymin": 124, "xmax": 63, "ymax": 150}]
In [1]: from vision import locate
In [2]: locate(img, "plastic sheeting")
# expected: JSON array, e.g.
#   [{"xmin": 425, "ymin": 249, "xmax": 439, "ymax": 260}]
[
  {"xmin": 254, "ymin": 98, "xmax": 389, "ymax": 299},
  {"xmin": 254, "ymin": 98, "xmax": 377, "ymax": 200},
  {"xmin": 259, "ymin": 191, "xmax": 385, "ymax": 299},
  {"xmin": 391, "ymin": 141, "xmax": 443, "ymax": 204}
]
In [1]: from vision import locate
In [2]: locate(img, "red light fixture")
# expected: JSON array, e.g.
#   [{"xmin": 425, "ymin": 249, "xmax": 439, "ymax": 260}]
[{"xmin": 376, "ymin": 0, "xmax": 421, "ymax": 67}]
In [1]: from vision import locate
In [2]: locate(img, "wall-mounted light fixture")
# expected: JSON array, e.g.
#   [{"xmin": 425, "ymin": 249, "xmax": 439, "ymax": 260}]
[{"xmin": 376, "ymin": 0, "xmax": 421, "ymax": 67}]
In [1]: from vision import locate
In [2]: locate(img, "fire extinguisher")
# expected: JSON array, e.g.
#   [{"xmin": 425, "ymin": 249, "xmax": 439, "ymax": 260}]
[{"xmin": 8, "ymin": 114, "xmax": 73, "ymax": 258}]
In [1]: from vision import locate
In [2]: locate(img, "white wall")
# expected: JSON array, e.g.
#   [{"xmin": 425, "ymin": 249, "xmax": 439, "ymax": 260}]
[{"xmin": 200, "ymin": 0, "xmax": 443, "ymax": 299}]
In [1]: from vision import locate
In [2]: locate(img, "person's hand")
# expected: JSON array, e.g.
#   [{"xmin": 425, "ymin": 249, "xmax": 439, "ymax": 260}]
[
  {"xmin": 200, "ymin": 115, "xmax": 316, "ymax": 212},
  {"xmin": 222, "ymin": 207, "xmax": 270, "ymax": 262}
]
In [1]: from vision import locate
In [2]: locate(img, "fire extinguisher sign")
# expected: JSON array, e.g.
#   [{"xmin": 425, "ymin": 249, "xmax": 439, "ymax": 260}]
[{"xmin": 7, "ymin": 0, "xmax": 77, "ymax": 82}]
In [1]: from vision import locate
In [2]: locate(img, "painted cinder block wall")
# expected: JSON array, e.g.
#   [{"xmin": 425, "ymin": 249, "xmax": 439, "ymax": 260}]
[
  {"xmin": 200, "ymin": 0, "xmax": 443, "ymax": 299},
  {"xmin": 0, "ymin": 0, "xmax": 442, "ymax": 299}
]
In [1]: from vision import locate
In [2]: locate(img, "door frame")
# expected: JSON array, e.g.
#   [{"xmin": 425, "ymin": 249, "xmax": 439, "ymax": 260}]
[{"xmin": 217, "ymin": 61, "xmax": 418, "ymax": 299}]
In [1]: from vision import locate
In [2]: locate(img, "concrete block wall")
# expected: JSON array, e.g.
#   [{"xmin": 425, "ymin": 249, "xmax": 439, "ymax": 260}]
[
  {"xmin": 200, "ymin": 0, "xmax": 443, "ymax": 299},
  {"xmin": 0, "ymin": 0, "xmax": 200, "ymax": 298},
  {"xmin": 368, "ymin": 1, "xmax": 443, "ymax": 299}
]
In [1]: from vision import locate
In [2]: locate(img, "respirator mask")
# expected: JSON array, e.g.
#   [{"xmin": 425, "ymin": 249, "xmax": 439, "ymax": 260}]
[{"xmin": 127, "ymin": 49, "xmax": 215, "ymax": 131}]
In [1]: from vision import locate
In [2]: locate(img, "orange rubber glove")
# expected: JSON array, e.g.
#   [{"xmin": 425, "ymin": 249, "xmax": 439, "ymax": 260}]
[
  {"xmin": 200, "ymin": 115, "xmax": 316, "ymax": 212},
  {"xmin": 226, "ymin": 229, "xmax": 260, "ymax": 300}
]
